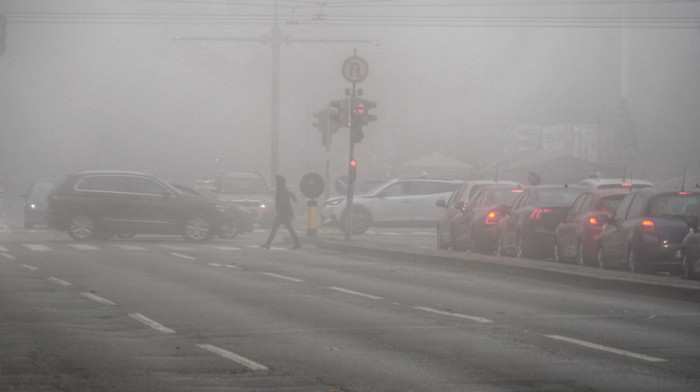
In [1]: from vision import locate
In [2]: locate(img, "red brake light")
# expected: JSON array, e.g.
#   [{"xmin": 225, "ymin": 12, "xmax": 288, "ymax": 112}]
[
  {"xmin": 511, "ymin": 189, "xmax": 524, "ymax": 193},
  {"xmin": 622, "ymin": 183, "xmax": 632, "ymax": 187},
  {"xmin": 640, "ymin": 219, "xmax": 657, "ymax": 235},
  {"xmin": 530, "ymin": 208, "xmax": 552, "ymax": 220},
  {"xmin": 588, "ymin": 217, "xmax": 599, "ymax": 226},
  {"xmin": 485, "ymin": 210, "xmax": 503, "ymax": 225},
  {"xmin": 679, "ymin": 191, "xmax": 692, "ymax": 195}
]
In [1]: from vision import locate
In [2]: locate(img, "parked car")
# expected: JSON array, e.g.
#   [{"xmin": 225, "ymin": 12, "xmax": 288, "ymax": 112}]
[
  {"xmin": 553, "ymin": 188, "xmax": 630, "ymax": 265},
  {"xmin": 170, "ymin": 183, "xmax": 254, "ymax": 238},
  {"xmin": 681, "ymin": 207, "xmax": 700, "ymax": 280},
  {"xmin": 450, "ymin": 184, "xmax": 524, "ymax": 253},
  {"xmin": 21, "ymin": 178, "xmax": 62, "ymax": 228},
  {"xmin": 323, "ymin": 178, "xmax": 462, "ymax": 235},
  {"xmin": 497, "ymin": 185, "xmax": 586, "ymax": 260},
  {"xmin": 47, "ymin": 171, "xmax": 244, "ymax": 242},
  {"xmin": 436, "ymin": 179, "xmax": 520, "ymax": 250},
  {"xmin": 211, "ymin": 172, "xmax": 275, "ymax": 228},
  {"xmin": 578, "ymin": 177, "xmax": 653, "ymax": 189},
  {"xmin": 597, "ymin": 187, "xmax": 700, "ymax": 274}
]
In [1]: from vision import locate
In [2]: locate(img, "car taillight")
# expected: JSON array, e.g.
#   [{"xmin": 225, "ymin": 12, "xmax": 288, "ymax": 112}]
[
  {"xmin": 530, "ymin": 208, "xmax": 552, "ymax": 220},
  {"xmin": 640, "ymin": 219, "xmax": 657, "ymax": 236},
  {"xmin": 588, "ymin": 217, "xmax": 599, "ymax": 226},
  {"xmin": 485, "ymin": 211, "xmax": 502, "ymax": 225}
]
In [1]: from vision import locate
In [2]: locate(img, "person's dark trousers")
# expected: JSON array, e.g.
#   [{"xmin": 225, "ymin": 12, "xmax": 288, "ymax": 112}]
[{"xmin": 262, "ymin": 215, "xmax": 301, "ymax": 249}]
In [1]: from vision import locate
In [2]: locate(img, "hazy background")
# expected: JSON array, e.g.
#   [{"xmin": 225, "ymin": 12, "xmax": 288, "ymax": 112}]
[{"xmin": 1, "ymin": 0, "xmax": 699, "ymax": 208}]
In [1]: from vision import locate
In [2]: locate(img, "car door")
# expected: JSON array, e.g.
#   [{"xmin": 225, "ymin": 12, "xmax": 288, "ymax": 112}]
[
  {"xmin": 603, "ymin": 193, "xmax": 639, "ymax": 262},
  {"xmin": 124, "ymin": 176, "xmax": 178, "ymax": 232},
  {"xmin": 367, "ymin": 181, "xmax": 414, "ymax": 223},
  {"xmin": 74, "ymin": 175, "xmax": 132, "ymax": 231},
  {"xmin": 556, "ymin": 192, "xmax": 591, "ymax": 255},
  {"xmin": 438, "ymin": 183, "xmax": 466, "ymax": 244},
  {"xmin": 501, "ymin": 189, "xmax": 529, "ymax": 253}
]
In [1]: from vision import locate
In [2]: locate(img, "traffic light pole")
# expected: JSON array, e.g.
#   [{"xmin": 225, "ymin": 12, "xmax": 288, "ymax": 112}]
[{"xmin": 344, "ymin": 85, "xmax": 358, "ymax": 241}]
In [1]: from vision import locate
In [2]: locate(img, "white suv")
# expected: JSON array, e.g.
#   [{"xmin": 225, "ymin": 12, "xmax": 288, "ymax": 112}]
[{"xmin": 322, "ymin": 178, "xmax": 462, "ymax": 234}]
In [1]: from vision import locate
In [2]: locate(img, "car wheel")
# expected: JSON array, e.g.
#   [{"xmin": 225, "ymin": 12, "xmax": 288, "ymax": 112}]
[
  {"xmin": 497, "ymin": 235, "xmax": 506, "ymax": 257},
  {"xmin": 344, "ymin": 209, "xmax": 370, "ymax": 235},
  {"xmin": 576, "ymin": 240, "xmax": 586, "ymax": 266},
  {"xmin": 219, "ymin": 219, "xmax": 239, "ymax": 239},
  {"xmin": 516, "ymin": 234, "xmax": 525, "ymax": 259},
  {"xmin": 67, "ymin": 214, "xmax": 97, "ymax": 241},
  {"xmin": 597, "ymin": 245, "xmax": 607, "ymax": 269},
  {"xmin": 182, "ymin": 214, "xmax": 214, "ymax": 242},
  {"xmin": 682, "ymin": 249, "xmax": 695, "ymax": 280},
  {"xmin": 553, "ymin": 243, "xmax": 561, "ymax": 263},
  {"xmin": 437, "ymin": 227, "xmax": 449, "ymax": 250}
]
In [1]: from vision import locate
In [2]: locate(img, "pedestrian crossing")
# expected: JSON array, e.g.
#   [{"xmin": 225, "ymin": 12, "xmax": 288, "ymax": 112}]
[{"xmin": 11, "ymin": 242, "xmax": 254, "ymax": 253}]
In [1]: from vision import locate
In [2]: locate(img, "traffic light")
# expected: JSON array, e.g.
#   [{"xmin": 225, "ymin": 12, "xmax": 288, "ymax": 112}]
[
  {"xmin": 0, "ymin": 15, "xmax": 6, "ymax": 55},
  {"xmin": 350, "ymin": 126, "xmax": 364, "ymax": 144},
  {"xmin": 312, "ymin": 109, "xmax": 329, "ymax": 134},
  {"xmin": 349, "ymin": 159, "xmax": 357, "ymax": 181},
  {"xmin": 329, "ymin": 99, "xmax": 350, "ymax": 128},
  {"xmin": 360, "ymin": 100, "xmax": 377, "ymax": 125}
]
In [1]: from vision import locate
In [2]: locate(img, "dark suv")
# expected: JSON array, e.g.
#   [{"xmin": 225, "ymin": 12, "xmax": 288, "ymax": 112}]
[{"xmin": 47, "ymin": 171, "xmax": 241, "ymax": 242}]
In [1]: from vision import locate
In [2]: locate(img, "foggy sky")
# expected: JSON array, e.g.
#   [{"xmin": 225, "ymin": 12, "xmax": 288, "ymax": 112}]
[{"xmin": 1, "ymin": 0, "xmax": 699, "ymax": 195}]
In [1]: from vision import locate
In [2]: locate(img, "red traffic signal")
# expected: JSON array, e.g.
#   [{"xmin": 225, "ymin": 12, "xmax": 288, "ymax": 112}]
[{"xmin": 349, "ymin": 159, "xmax": 357, "ymax": 181}]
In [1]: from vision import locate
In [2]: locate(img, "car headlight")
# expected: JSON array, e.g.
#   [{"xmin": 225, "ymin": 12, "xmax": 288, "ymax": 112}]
[{"xmin": 326, "ymin": 199, "xmax": 344, "ymax": 206}]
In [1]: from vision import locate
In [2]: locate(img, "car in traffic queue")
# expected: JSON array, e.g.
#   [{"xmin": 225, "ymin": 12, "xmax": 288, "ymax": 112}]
[
  {"xmin": 47, "ymin": 171, "xmax": 244, "ymax": 242},
  {"xmin": 578, "ymin": 177, "xmax": 653, "ymax": 189},
  {"xmin": 323, "ymin": 178, "xmax": 462, "ymax": 235},
  {"xmin": 450, "ymin": 184, "xmax": 524, "ymax": 253},
  {"xmin": 681, "ymin": 209, "xmax": 700, "ymax": 280},
  {"xmin": 436, "ymin": 179, "xmax": 520, "ymax": 250},
  {"xmin": 497, "ymin": 184, "xmax": 586, "ymax": 260},
  {"xmin": 211, "ymin": 171, "xmax": 275, "ymax": 228},
  {"xmin": 553, "ymin": 188, "xmax": 630, "ymax": 265},
  {"xmin": 596, "ymin": 187, "xmax": 700, "ymax": 274},
  {"xmin": 21, "ymin": 177, "xmax": 62, "ymax": 228}
]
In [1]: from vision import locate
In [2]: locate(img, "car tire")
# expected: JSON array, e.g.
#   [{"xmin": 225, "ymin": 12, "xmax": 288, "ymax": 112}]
[
  {"xmin": 67, "ymin": 214, "xmax": 97, "ymax": 241},
  {"xmin": 626, "ymin": 246, "xmax": 646, "ymax": 274},
  {"xmin": 343, "ymin": 209, "xmax": 370, "ymax": 235},
  {"xmin": 597, "ymin": 245, "xmax": 607, "ymax": 269},
  {"xmin": 576, "ymin": 240, "xmax": 586, "ymax": 266},
  {"xmin": 497, "ymin": 235, "xmax": 507, "ymax": 257},
  {"xmin": 516, "ymin": 234, "xmax": 525, "ymax": 259},
  {"xmin": 182, "ymin": 214, "xmax": 214, "ymax": 242},
  {"xmin": 553, "ymin": 243, "xmax": 562, "ymax": 263},
  {"xmin": 437, "ymin": 227, "xmax": 449, "ymax": 250},
  {"xmin": 219, "ymin": 219, "xmax": 239, "ymax": 239},
  {"xmin": 682, "ymin": 249, "xmax": 695, "ymax": 280}
]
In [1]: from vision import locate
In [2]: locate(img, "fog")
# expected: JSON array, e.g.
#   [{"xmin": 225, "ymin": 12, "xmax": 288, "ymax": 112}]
[{"xmin": 1, "ymin": 0, "xmax": 699, "ymax": 203}]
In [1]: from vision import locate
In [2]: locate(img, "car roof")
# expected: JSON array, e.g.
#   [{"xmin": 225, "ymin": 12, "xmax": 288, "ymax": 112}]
[
  {"xmin": 218, "ymin": 172, "xmax": 265, "ymax": 178},
  {"xmin": 462, "ymin": 179, "xmax": 520, "ymax": 186},
  {"xmin": 578, "ymin": 178, "xmax": 653, "ymax": 188},
  {"xmin": 75, "ymin": 170, "xmax": 148, "ymax": 176}
]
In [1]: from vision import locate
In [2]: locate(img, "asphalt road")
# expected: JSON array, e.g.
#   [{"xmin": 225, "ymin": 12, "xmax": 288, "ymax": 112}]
[{"xmin": 1, "ymin": 224, "xmax": 699, "ymax": 391}]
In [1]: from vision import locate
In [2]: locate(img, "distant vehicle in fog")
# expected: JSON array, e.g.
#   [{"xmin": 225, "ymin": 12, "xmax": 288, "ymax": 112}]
[
  {"xmin": 553, "ymin": 188, "xmax": 630, "ymax": 265},
  {"xmin": 681, "ymin": 212, "xmax": 700, "ymax": 280},
  {"xmin": 212, "ymin": 172, "xmax": 275, "ymax": 228},
  {"xmin": 498, "ymin": 185, "xmax": 586, "ymax": 260},
  {"xmin": 22, "ymin": 178, "xmax": 61, "ymax": 229},
  {"xmin": 578, "ymin": 178, "xmax": 653, "ymax": 189},
  {"xmin": 47, "ymin": 171, "xmax": 243, "ymax": 242},
  {"xmin": 597, "ymin": 187, "xmax": 700, "ymax": 274}
]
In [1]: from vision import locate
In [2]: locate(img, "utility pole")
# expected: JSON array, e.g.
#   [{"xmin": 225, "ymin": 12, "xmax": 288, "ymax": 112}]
[{"xmin": 176, "ymin": 1, "xmax": 377, "ymax": 184}]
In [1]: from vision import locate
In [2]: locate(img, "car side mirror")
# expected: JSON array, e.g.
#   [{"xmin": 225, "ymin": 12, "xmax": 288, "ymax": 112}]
[{"xmin": 685, "ymin": 215, "xmax": 699, "ymax": 232}]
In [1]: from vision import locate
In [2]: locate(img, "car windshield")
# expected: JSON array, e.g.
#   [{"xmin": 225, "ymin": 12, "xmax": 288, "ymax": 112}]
[
  {"xmin": 600, "ymin": 194, "xmax": 626, "ymax": 213},
  {"xmin": 221, "ymin": 178, "xmax": 268, "ymax": 194},
  {"xmin": 490, "ymin": 189, "xmax": 522, "ymax": 205},
  {"xmin": 536, "ymin": 188, "xmax": 585, "ymax": 206},
  {"xmin": 649, "ymin": 194, "xmax": 700, "ymax": 217}
]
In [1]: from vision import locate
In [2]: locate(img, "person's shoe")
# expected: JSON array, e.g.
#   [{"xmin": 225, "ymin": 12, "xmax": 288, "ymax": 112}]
[
  {"xmin": 259, "ymin": 243, "xmax": 270, "ymax": 250},
  {"xmin": 290, "ymin": 244, "xmax": 301, "ymax": 250}
]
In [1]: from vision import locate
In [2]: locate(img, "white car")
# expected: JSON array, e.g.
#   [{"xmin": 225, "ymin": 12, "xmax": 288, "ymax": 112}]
[{"xmin": 322, "ymin": 178, "xmax": 462, "ymax": 234}]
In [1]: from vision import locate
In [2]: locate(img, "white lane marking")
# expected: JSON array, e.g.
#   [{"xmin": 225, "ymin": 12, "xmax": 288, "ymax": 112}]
[
  {"xmin": 160, "ymin": 245, "xmax": 193, "ymax": 251},
  {"xmin": 209, "ymin": 246, "xmax": 242, "ymax": 251},
  {"xmin": 261, "ymin": 273, "xmax": 303, "ymax": 282},
  {"xmin": 112, "ymin": 244, "xmax": 145, "ymax": 250},
  {"xmin": 80, "ymin": 292, "xmax": 116, "ymax": 306},
  {"xmin": 20, "ymin": 264, "xmax": 38, "ymax": 271},
  {"xmin": 413, "ymin": 231, "xmax": 434, "ymax": 236},
  {"xmin": 170, "ymin": 252, "xmax": 196, "ymax": 260},
  {"xmin": 224, "ymin": 264, "xmax": 238, "ymax": 269},
  {"xmin": 247, "ymin": 245, "xmax": 286, "ymax": 251},
  {"xmin": 413, "ymin": 306, "xmax": 494, "ymax": 323},
  {"xmin": 545, "ymin": 335, "xmax": 667, "ymax": 363},
  {"xmin": 0, "ymin": 246, "xmax": 8, "ymax": 252},
  {"xmin": 69, "ymin": 244, "xmax": 99, "ymax": 250},
  {"xmin": 22, "ymin": 244, "xmax": 52, "ymax": 251},
  {"xmin": 2, "ymin": 253, "xmax": 16, "ymax": 260},
  {"xmin": 48, "ymin": 277, "xmax": 73, "ymax": 286},
  {"xmin": 327, "ymin": 286, "xmax": 382, "ymax": 300},
  {"xmin": 197, "ymin": 344, "xmax": 269, "ymax": 371},
  {"xmin": 208, "ymin": 263, "xmax": 223, "ymax": 267},
  {"xmin": 129, "ymin": 313, "xmax": 175, "ymax": 334}
]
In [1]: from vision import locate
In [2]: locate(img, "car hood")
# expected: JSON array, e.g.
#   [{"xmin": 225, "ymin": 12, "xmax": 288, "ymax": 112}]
[{"xmin": 214, "ymin": 193, "xmax": 273, "ymax": 203}]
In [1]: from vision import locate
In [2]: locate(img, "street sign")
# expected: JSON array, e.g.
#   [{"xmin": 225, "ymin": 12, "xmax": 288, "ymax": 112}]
[
  {"xmin": 300, "ymin": 173, "xmax": 325, "ymax": 199},
  {"xmin": 342, "ymin": 56, "xmax": 369, "ymax": 84}
]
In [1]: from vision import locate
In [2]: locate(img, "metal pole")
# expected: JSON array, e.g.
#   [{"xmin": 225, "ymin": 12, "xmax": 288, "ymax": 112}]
[
  {"xmin": 270, "ymin": 23, "xmax": 281, "ymax": 183},
  {"xmin": 344, "ymin": 84, "xmax": 357, "ymax": 241}
]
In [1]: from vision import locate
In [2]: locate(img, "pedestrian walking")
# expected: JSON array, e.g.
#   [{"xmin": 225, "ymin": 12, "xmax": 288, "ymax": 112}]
[{"xmin": 260, "ymin": 175, "xmax": 301, "ymax": 250}]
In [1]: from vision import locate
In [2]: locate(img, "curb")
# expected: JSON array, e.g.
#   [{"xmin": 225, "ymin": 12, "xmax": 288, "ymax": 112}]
[{"xmin": 317, "ymin": 239, "xmax": 700, "ymax": 303}]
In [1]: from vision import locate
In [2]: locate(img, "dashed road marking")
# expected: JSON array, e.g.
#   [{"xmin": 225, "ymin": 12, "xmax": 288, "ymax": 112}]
[
  {"xmin": 0, "ymin": 246, "xmax": 8, "ymax": 252},
  {"xmin": 2, "ymin": 253, "xmax": 16, "ymax": 260},
  {"xmin": 170, "ymin": 252, "xmax": 196, "ymax": 260},
  {"xmin": 22, "ymin": 244, "xmax": 52, "ymax": 251},
  {"xmin": 261, "ymin": 272, "xmax": 303, "ymax": 282},
  {"xmin": 69, "ymin": 244, "xmax": 100, "ymax": 250},
  {"xmin": 209, "ymin": 246, "xmax": 242, "ymax": 251},
  {"xmin": 327, "ymin": 286, "xmax": 382, "ymax": 300},
  {"xmin": 48, "ymin": 277, "xmax": 73, "ymax": 286},
  {"xmin": 20, "ymin": 264, "xmax": 38, "ymax": 271},
  {"xmin": 208, "ymin": 263, "xmax": 223, "ymax": 267},
  {"xmin": 413, "ymin": 306, "xmax": 493, "ymax": 323},
  {"xmin": 545, "ymin": 335, "xmax": 667, "ymax": 363},
  {"xmin": 197, "ymin": 344, "xmax": 269, "ymax": 371},
  {"xmin": 80, "ymin": 292, "xmax": 116, "ymax": 306},
  {"xmin": 112, "ymin": 244, "xmax": 146, "ymax": 250},
  {"xmin": 129, "ymin": 313, "xmax": 175, "ymax": 334}
]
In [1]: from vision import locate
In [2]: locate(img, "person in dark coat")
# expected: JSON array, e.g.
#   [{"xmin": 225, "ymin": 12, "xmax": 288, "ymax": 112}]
[{"xmin": 260, "ymin": 175, "xmax": 301, "ymax": 249}]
